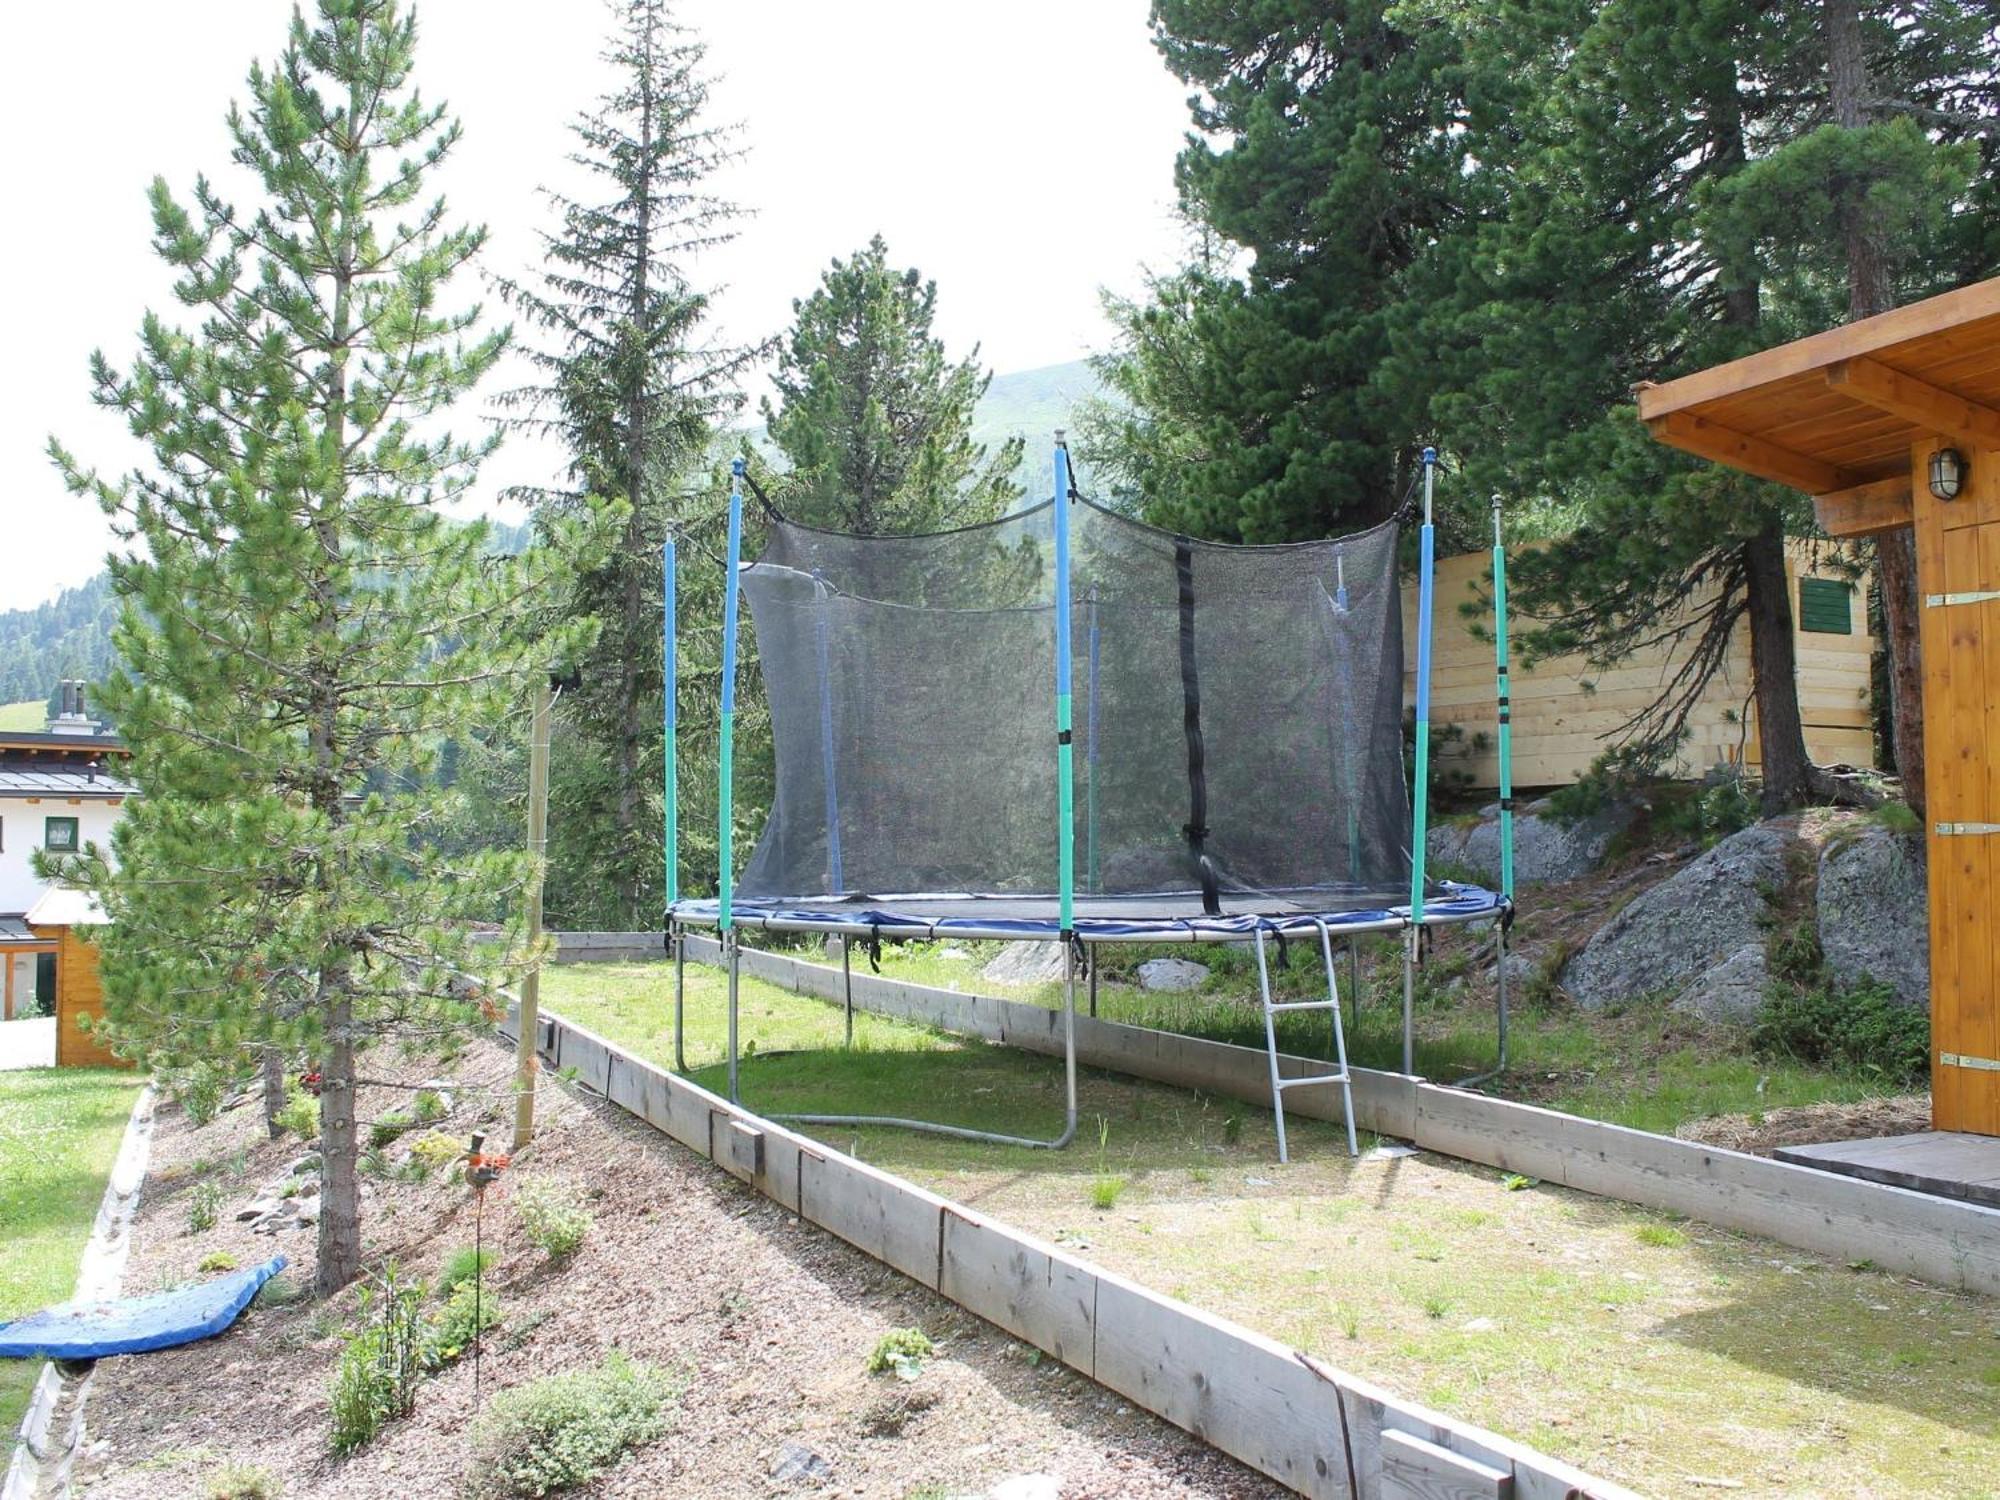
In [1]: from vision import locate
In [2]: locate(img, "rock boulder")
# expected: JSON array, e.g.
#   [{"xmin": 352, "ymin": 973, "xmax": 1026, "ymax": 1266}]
[
  {"xmin": 1816, "ymin": 821, "xmax": 1928, "ymax": 1009},
  {"xmin": 1427, "ymin": 795, "xmax": 1640, "ymax": 888}
]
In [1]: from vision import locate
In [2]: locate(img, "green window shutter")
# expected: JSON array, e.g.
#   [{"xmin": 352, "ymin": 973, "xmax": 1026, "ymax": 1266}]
[{"xmin": 1798, "ymin": 576, "xmax": 1854, "ymax": 635}]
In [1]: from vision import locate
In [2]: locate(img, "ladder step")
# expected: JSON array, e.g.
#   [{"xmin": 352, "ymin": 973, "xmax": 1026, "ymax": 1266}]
[
  {"xmin": 1275, "ymin": 1073, "xmax": 1349, "ymax": 1090},
  {"xmin": 1265, "ymin": 999, "xmax": 1338, "ymax": 1013}
]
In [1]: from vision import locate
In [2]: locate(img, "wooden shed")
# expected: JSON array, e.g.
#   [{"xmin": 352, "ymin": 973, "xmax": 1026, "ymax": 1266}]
[
  {"xmin": 26, "ymin": 886, "xmax": 122, "ymax": 1069},
  {"xmin": 1637, "ymin": 276, "xmax": 2000, "ymax": 1139},
  {"xmin": 1404, "ymin": 542, "xmax": 1873, "ymax": 788}
]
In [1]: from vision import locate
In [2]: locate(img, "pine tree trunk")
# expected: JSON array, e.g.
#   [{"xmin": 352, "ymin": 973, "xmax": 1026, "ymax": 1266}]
[
  {"xmin": 1745, "ymin": 522, "xmax": 1812, "ymax": 813},
  {"xmin": 1824, "ymin": 0, "xmax": 1924, "ymax": 812},
  {"xmin": 316, "ymin": 983, "xmax": 362, "ymax": 1296},
  {"xmin": 261, "ymin": 1042, "xmax": 286, "ymax": 1141}
]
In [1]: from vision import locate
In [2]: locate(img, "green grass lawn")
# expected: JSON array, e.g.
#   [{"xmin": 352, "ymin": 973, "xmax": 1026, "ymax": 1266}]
[
  {"xmin": 0, "ymin": 1068, "xmax": 144, "ymax": 1431},
  {"xmin": 537, "ymin": 958, "xmax": 1998, "ymax": 1497}
]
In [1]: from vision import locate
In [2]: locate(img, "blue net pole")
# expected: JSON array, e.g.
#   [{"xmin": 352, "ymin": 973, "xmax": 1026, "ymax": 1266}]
[
  {"xmin": 1492, "ymin": 494, "xmax": 1514, "ymax": 904},
  {"xmin": 1054, "ymin": 438, "xmax": 1075, "ymax": 935},
  {"xmin": 719, "ymin": 459, "xmax": 745, "ymax": 933},
  {"xmin": 663, "ymin": 533, "xmax": 678, "ymax": 907}
]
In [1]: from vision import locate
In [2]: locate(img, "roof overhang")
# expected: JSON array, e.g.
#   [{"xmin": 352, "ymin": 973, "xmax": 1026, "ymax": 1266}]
[
  {"xmin": 26, "ymin": 888, "xmax": 108, "ymax": 928},
  {"xmin": 1636, "ymin": 278, "xmax": 2000, "ymax": 536}
]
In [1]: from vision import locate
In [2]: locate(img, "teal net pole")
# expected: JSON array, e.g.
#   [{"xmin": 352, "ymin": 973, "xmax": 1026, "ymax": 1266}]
[
  {"xmin": 1492, "ymin": 493, "xmax": 1514, "ymax": 904},
  {"xmin": 663, "ymin": 533, "xmax": 678, "ymax": 908},
  {"xmin": 1053, "ymin": 437, "xmax": 1076, "ymax": 935},
  {"xmin": 719, "ymin": 460, "xmax": 745, "ymax": 933},
  {"xmin": 1409, "ymin": 448, "xmax": 1438, "ymax": 921}
]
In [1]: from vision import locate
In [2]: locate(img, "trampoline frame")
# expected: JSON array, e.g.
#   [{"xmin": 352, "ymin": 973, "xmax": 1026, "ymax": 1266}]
[{"xmin": 662, "ymin": 441, "xmax": 1518, "ymax": 1156}]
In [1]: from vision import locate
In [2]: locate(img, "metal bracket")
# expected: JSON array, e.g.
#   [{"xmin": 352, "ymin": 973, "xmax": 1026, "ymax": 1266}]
[
  {"xmin": 1934, "ymin": 822, "xmax": 2000, "ymax": 836},
  {"xmin": 1941, "ymin": 1051, "xmax": 2000, "ymax": 1073},
  {"xmin": 1924, "ymin": 590, "xmax": 2000, "ymax": 608}
]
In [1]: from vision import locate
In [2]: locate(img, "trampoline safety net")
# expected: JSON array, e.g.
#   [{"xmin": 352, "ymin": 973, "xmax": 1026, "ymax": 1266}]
[{"xmin": 737, "ymin": 497, "xmax": 1411, "ymax": 916}]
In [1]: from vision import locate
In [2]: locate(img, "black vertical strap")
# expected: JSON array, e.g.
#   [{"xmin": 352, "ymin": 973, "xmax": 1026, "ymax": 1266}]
[{"xmin": 1175, "ymin": 536, "xmax": 1221, "ymax": 916}]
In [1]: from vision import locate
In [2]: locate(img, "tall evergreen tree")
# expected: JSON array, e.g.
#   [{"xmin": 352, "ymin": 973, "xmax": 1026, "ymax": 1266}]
[
  {"xmin": 762, "ymin": 235, "xmax": 1022, "ymax": 533},
  {"xmin": 50, "ymin": 0, "xmax": 594, "ymax": 1295},
  {"xmin": 1119, "ymin": 0, "xmax": 1483, "ymax": 541},
  {"xmin": 498, "ymin": 0, "xmax": 760, "ymax": 926}
]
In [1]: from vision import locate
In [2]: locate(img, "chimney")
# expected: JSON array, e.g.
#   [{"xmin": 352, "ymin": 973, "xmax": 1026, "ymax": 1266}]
[{"xmin": 47, "ymin": 679, "xmax": 100, "ymax": 737}]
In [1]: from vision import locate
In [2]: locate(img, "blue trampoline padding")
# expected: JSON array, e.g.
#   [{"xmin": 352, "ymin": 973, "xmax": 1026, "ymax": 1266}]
[
  {"xmin": 0, "ymin": 1255, "xmax": 286, "ymax": 1360},
  {"xmin": 670, "ymin": 882, "xmax": 1505, "ymax": 940}
]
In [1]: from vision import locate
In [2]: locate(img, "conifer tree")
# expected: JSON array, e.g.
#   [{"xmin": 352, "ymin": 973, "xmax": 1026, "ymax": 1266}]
[
  {"xmin": 50, "ymin": 0, "xmax": 595, "ymax": 1295},
  {"xmin": 498, "ymin": 0, "xmax": 760, "ymax": 927},
  {"xmin": 763, "ymin": 235, "xmax": 1022, "ymax": 534}
]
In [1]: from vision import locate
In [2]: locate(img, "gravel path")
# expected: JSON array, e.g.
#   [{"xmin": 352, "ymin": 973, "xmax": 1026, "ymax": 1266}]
[{"xmin": 75, "ymin": 1039, "xmax": 1285, "ymax": 1499}]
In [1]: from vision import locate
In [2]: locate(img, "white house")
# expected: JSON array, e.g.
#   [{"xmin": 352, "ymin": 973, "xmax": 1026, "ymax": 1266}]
[{"xmin": 0, "ymin": 682, "xmax": 131, "ymax": 1023}]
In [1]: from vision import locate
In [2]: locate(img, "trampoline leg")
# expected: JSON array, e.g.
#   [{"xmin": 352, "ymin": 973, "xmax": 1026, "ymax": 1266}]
[
  {"xmin": 842, "ymin": 939, "xmax": 853, "ymax": 1049},
  {"xmin": 1088, "ymin": 961, "xmax": 1098, "ymax": 1019},
  {"xmin": 1062, "ymin": 942, "xmax": 1079, "ymax": 1148},
  {"xmin": 1401, "ymin": 927, "xmax": 1417, "ymax": 1077},
  {"xmin": 1254, "ymin": 928, "xmax": 1290, "ymax": 1166},
  {"xmin": 672, "ymin": 926, "xmax": 687, "ymax": 1075},
  {"xmin": 1349, "ymin": 939, "xmax": 1362, "ymax": 1020},
  {"xmin": 1461, "ymin": 916, "xmax": 1512, "ymax": 1090},
  {"xmin": 726, "ymin": 931, "xmax": 741, "ymax": 1105}
]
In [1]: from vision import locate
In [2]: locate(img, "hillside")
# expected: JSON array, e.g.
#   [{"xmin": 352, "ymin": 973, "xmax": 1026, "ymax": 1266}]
[{"xmin": 5, "ymin": 366, "xmax": 1106, "ymax": 696}]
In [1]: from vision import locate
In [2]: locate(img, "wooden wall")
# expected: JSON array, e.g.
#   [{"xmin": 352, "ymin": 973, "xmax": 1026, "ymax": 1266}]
[
  {"xmin": 1914, "ymin": 436, "xmax": 2000, "ymax": 1135},
  {"xmin": 34, "ymin": 923, "xmax": 125, "ymax": 1069},
  {"xmin": 1403, "ymin": 541, "xmax": 1874, "ymax": 789}
]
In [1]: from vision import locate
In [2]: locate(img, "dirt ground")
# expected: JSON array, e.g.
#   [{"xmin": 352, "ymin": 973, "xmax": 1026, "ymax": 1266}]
[{"xmin": 73, "ymin": 1039, "xmax": 1284, "ymax": 1500}]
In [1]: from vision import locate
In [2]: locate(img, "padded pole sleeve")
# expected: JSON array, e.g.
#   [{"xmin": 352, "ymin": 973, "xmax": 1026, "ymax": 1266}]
[
  {"xmin": 719, "ymin": 460, "xmax": 745, "ymax": 931},
  {"xmin": 1055, "ymin": 439, "xmax": 1076, "ymax": 935},
  {"xmin": 664, "ymin": 534, "xmax": 678, "ymax": 907},
  {"xmin": 1492, "ymin": 494, "xmax": 1514, "ymax": 903},
  {"xmin": 1410, "ymin": 449, "xmax": 1438, "ymax": 923}
]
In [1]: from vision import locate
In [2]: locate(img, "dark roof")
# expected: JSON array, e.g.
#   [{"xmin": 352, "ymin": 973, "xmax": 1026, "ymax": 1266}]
[{"xmin": 0, "ymin": 731, "xmax": 128, "ymax": 754}]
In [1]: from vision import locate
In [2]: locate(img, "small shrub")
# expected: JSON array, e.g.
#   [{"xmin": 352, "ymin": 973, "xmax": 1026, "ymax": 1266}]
[
  {"xmin": 413, "ymin": 1089, "xmax": 448, "ymax": 1123},
  {"xmin": 188, "ymin": 1181, "xmax": 222, "ymax": 1234},
  {"xmin": 368, "ymin": 1110, "xmax": 415, "ymax": 1150},
  {"xmin": 177, "ymin": 1062, "xmax": 231, "ymax": 1128},
  {"xmin": 327, "ymin": 1266, "xmax": 426, "ymax": 1454},
  {"xmin": 514, "ymin": 1177, "xmax": 593, "ymax": 1261},
  {"xmin": 467, "ymin": 1351, "xmax": 678, "ymax": 1497},
  {"xmin": 256, "ymin": 1274, "xmax": 307, "ymax": 1309},
  {"xmin": 203, "ymin": 1463, "xmax": 279, "ymax": 1500},
  {"xmin": 408, "ymin": 1130, "xmax": 467, "ymax": 1180},
  {"xmin": 867, "ymin": 1327, "xmax": 934, "ymax": 1380},
  {"xmin": 1089, "ymin": 1176, "xmax": 1126, "ymax": 1210},
  {"xmin": 439, "ymin": 1245, "xmax": 496, "ymax": 1297},
  {"xmin": 1657, "ymin": 772, "xmax": 1758, "ymax": 848},
  {"xmin": 1869, "ymin": 799, "xmax": 1920, "ymax": 835},
  {"xmin": 1635, "ymin": 1224, "xmax": 1687, "ymax": 1248},
  {"xmin": 274, "ymin": 1084, "xmax": 318, "ymax": 1141},
  {"xmin": 199, "ymin": 1251, "xmax": 240, "ymax": 1273},
  {"xmin": 424, "ymin": 1280, "xmax": 502, "ymax": 1371},
  {"xmin": 1754, "ymin": 979, "xmax": 1929, "ymax": 1083}
]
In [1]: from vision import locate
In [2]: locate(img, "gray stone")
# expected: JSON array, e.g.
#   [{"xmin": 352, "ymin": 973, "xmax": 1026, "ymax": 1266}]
[
  {"xmin": 1426, "ymin": 795, "xmax": 1640, "ymax": 888},
  {"xmin": 986, "ymin": 1480, "xmax": 1060, "ymax": 1500},
  {"xmin": 1136, "ymin": 957, "xmax": 1209, "ymax": 993},
  {"xmin": 980, "ymin": 942, "xmax": 1068, "ymax": 988},
  {"xmin": 1669, "ymin": 944, "xmax": 1770, "ymax": 1025},
  {"xmin": 1817, "ymin": 822, "xmax": 1928, "ymax": 1010},
  {"xmin": 1485, "ymin": 953, "xmax": 1536, "ymax": 990},
  {"xmin": 1562, "ymin": 822, "xmax": 1792, "ymax": 1010},
  {"xmin": 769, "ymin": 1441, "xmax": 832, "ymax": 1484}
]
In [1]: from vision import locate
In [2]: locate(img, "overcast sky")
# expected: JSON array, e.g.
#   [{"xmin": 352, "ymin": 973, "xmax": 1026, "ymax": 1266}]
[{"xmin": 0, "ymin": 1, "xmax": 1194, "ymax": 611}]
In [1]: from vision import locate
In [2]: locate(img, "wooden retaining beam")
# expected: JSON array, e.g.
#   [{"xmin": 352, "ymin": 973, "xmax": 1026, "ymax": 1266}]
[
  {"xmin": 655, "ymin": 932, "xmax": 2000, "ymax": 1299},
  {"xmin": 498, "ymin": 1000, "xmax": 1630, "ymax": 1500}
]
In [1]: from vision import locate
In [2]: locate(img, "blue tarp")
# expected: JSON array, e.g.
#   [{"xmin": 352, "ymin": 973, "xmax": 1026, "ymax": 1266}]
[{"xmin": 0, "ymin": 1255, "xmax": 286, "ymax": 1360}]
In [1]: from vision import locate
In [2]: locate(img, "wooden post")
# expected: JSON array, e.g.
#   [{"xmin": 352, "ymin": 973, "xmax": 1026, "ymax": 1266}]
[
  {"xmin": 513, "ymin": 672, "xmax": 552, "ymax": 1149},
  {"xmin": 3, "ymin": 952, "xmax": 12, "ymax": 1022}
]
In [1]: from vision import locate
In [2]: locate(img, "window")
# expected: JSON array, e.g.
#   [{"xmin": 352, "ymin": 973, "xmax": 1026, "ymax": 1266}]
[
  {"xmin": 43, "ymin": 816, "xmax": 80, "ymax": 853},
  {"xmin": 1798, "ymin": 576, "xmax": 1854, "ymax": 635}
]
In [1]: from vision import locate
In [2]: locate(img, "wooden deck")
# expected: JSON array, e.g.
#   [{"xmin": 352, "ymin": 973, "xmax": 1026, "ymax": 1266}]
[{"xmin": 1774, "ymin": 1131, "xmax": 2000, "ymax": 1209}]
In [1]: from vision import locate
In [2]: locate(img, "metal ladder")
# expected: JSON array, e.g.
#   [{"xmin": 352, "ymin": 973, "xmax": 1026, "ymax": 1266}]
[{"xmin": 1254, "ymin": 918, "xmax": 1360, "ymax": 1163}]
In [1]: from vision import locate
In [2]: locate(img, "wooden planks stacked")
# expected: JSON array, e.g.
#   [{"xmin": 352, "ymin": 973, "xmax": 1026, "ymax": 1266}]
[{"xmin": 1401, "ymin": 542, "xmax": 1873, "ymax": 789}]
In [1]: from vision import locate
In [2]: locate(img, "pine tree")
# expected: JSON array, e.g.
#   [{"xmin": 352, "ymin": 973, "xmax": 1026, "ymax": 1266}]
[
  {"xmin": 497, "ymin": 0, "xmax": 760, "ymax": 927},
  {"xmin": 762, "ymin": 235, "xmax": 1022, "ymax": 534},
  {"xmin": 50, "ymin": 0, "xmax": 595, "ymax": 1295}
]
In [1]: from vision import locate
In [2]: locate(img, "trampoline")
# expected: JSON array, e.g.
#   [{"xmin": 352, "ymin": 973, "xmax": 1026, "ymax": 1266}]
[{"xmin": 665, "ymin": 439, "xmax": 1517, "ymax": 1159}]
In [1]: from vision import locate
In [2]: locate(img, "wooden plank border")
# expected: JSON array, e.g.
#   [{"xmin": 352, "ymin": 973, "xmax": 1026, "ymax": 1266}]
[
  {"xmin": 520, "ymin": 997, "xmax": 1631, "ymax": 1500},
  {"xmin": 654, "ymin": 935, "xmax": 2000, "ymax": 1298}
]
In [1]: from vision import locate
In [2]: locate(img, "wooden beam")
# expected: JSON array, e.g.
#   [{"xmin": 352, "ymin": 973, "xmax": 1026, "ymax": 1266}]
[
  {"xmin": 1638, "ymin": 277, "xmax": 2000, "ymax": 420},
  {"xmin": 1827, "ymin": 355, "xmax": 2000, "ymax": 449},
  {"xmin": 1646, "ymin": 410, "xmax": 1856, "ymax": 494},
  {"xmin": 1814, "ymin": 475, "xmax": 1915, "ymax": 538}
]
